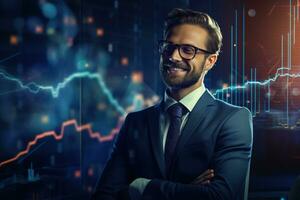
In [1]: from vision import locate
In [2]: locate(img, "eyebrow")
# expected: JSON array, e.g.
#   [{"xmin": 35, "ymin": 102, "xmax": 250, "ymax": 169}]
[{"xmin": 165, "ymin": 40, "xmax": 204, "ymax": 50}]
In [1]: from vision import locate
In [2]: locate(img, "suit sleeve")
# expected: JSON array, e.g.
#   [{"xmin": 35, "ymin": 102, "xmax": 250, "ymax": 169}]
[
  {"xmin": 91, "ymin": 113, "xmax": 132, "ymax": 200},
  {"xmin": 142, "ymin": 107, "xmax": 253, "ymax": 200}
]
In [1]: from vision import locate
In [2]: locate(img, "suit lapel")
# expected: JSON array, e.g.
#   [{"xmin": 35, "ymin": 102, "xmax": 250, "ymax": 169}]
[
  {"xmin": 171, "ymin": 89, "xmax": 216, "ymax": 171},
  {"xmin": 147, "ymin": 89, "xmax": 216, "ymax": 178},
  {"xmin": 147, "ymin": 100, "xmax": 166, "ymax": 178}
]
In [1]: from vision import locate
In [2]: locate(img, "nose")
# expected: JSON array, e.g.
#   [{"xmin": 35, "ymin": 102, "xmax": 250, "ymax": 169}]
[{"xmin": 170, "ymin": 47, "xmax": 182, "ymax": 61}]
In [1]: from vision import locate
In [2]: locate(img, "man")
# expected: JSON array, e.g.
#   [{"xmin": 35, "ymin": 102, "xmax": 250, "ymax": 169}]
[{"xmin": 92, "ymin": 8, "xmax": 253, "ymax": 200}]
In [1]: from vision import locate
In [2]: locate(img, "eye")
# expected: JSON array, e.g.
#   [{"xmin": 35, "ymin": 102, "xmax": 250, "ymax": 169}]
[
  {"xmin": 161, "ymin": 43, "xmax": 175, "ymax": 55},
  {"xmin": 181, "ymin": 45, "xmax": 195, "ymax": 55}
]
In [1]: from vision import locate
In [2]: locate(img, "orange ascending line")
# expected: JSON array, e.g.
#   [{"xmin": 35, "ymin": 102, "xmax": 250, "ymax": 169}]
[{"xmin": 0, "ymin": 118, "xmax": 123, "ymax": 168}]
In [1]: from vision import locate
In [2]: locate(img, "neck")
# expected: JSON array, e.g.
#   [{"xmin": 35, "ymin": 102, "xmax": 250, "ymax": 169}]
[{"xmin": 168, "ymin": 80, "xmax": 204, "ymax": 101}]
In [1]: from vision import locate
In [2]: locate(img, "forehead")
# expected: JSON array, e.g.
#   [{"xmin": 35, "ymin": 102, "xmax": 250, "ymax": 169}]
[{"xmin": 166, "ymin": 24, "xmax": 209, "ymax": 49}]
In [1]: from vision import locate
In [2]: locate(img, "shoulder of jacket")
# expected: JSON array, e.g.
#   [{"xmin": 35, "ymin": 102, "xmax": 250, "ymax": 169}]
[
  {"xmin": 214, "ymin": 98, "xmax": 252, "ymax": 118},
  {"xmin": 126, "ymin": 103, "xmax": 159, "ymax": 119}
]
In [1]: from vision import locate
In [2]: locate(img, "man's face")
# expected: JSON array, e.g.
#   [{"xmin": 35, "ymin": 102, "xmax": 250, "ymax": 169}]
[{"xmin": 159, "ymin": 24, "xmax": 212, "ymax": 90}]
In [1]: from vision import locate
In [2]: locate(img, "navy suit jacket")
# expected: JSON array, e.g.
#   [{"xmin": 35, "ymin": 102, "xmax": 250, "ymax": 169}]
[{"xmin": 92, "ymin": 89, "xmax": 253, "ymax": 200}]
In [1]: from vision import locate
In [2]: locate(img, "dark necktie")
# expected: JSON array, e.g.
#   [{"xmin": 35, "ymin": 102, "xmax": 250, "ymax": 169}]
[{"xmin": 165, "ymin": 103, "xmax": 187, "ymax": 174}]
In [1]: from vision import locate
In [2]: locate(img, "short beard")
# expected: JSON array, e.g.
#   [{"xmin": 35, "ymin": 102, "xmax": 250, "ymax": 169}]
[{"xmin": 160, "ymin": 58, "xmax": 206, "ymax": 90}]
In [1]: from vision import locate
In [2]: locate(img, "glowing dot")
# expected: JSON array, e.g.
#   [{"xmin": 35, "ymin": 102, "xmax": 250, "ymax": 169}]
[
  {"xmin": 88, "ymin": 167, "xmax": 94, "ymax": 176},
  {"xmin": 97, "ymin": 102, "xmax": 107, "ymax": 110},
  {"xmin": 10, "ymin": 35, "xmax": 18, "ymax": 45},
  {"xmin": 85, "ymin": 63, "xmax": 90, "ymax": 68},
  {"xmin": 77, "ymin": 59, "xmax": 88, "ymax": 69},
  {"xmin": 87, "ymin": 186, "xmax": 93, "ymax": 192},
  {"xmin": 222, "ymin": 83, "xmax": 228, "ymax": 88},
  {"xmin": 86, "ymin": 16, "xmax": 94, "ymax": 24},
  {"xmin": 108, "ymin": 43, "xmax": 113, "ymax": 52},
  {"xmin": 135, "ymin": 94, "xmax": 144, "ymax": 101},
  {"xmin": 67, "ymin": 37, "xmax": 73, "ymax": 47},
  {"xmin": 96, "ymin": 28, "xmax": 104, "ymax": 37},
  {"xmin": 248, "ymin": 9, "xmax": 256, "ymax": 17},
  {"xmin": 292, "ymin": 88, "xmax": 300, "ymax": 96},
  {"xmin": 114, "ymin": 0, "xmax": 119, "ymax": 9},
  {"xmin": 35, "ymin": 25, "xmax": 44, "ymax": 34},
  {"xmin": 41, "ymin": 115, "xmax": 49, "ymax": 124},
  {"xmin": 47, "ymin": 28, "xmax": 55, "ymax": 35},
  {"xmin": 121, "ymin": 57, "xmax": 129, "ymax": 66},
  {"xmin": 233, "ymin": 44, "xmax": 236, "ymax": 47},
  {"xmin": 41, "ymin": 2, "xmax": 57, "ymax": 19},
  {"xmin": 63, "ymin": 16, "xmax": 76, "ymax": 25},
  {"xmin": 131, "ymin": 71, "xmax": 143, "ymax": 83},
  {"xmin": 74, "ymin": 170, "xmax": 81, "ymax": 178},
  {"xmin": 144, "ymin": 99, "xmax": 152, "ymax": 106},
  {"xmin": 152, "ymin": 95, "xmax": 159, "ymax": 102}
]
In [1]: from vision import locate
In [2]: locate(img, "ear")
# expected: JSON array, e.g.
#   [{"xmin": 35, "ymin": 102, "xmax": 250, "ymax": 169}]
[{"xmin": 204, "ymin": 54, "xmax": 218, "ymax": 72}]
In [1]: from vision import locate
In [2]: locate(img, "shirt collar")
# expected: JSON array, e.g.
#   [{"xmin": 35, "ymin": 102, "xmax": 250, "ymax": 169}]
[{"xmin": 163, "ymin": 83, "xmax": 206, "ymax": 113}]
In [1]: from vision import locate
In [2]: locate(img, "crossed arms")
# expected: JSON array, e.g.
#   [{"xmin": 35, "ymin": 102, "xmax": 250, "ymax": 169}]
[{"xmin": 92, "ymin": 108, "xmax": 253, "ymax": 200}]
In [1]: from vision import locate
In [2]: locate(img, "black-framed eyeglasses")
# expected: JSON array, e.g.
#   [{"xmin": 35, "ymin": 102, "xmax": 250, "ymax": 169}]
[{"xmin": 158, "ymin": 40, "xmax": 214, "ymax": 60}]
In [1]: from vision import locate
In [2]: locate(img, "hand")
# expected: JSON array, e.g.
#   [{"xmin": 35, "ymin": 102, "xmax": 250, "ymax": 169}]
[{"xmin": 190, "ymin": 169, "xmax": 214, "ymax": 185}]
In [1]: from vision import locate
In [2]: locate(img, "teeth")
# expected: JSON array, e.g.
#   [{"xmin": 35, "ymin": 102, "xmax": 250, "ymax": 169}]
[
  {"xmin": 168, "ymin": 67, "xmax": 184, "ymax": 71},
  {"xmin": 166, "ymin": 67, "xmax": 186, "ymax": 74}
]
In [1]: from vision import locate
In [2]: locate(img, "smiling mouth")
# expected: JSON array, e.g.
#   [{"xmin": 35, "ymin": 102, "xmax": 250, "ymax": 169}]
[
  {"xmin": 164, "ymin": 64, "xmax": 189, "ymax": 71},
  {"xmin": 167, "ymin": 67, "xmax": 186, "ymax": 72},
  {"xmin": 164, "ymin": 66, "xmax": 188, "ymax": 75}
]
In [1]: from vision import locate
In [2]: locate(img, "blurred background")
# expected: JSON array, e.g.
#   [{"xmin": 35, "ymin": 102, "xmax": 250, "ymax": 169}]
[{"xmin": 0, "ymin": 0, "xmax": 300, "ymax": 199}]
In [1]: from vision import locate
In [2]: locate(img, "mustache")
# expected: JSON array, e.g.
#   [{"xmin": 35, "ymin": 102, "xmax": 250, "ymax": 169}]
[{"xmin": 163, "ymin": 60, "xmax": 190, "ymax": 71}]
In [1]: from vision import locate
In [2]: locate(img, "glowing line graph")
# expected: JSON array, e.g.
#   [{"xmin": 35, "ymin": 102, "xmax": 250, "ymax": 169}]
[
  {"xmin": 213, "ymin": 67, "xmax": 300, "ymax": 95},
  {"xmin": 1, "ymin": 66, "xmax": 300, "ymax": 108},
  {"xmin": 0, "ymin": 118, "xmax": 123, "ymax": 168},
  {"xmin": 0, "ymin": 71, "xmax": 126, "ymax": 115},
  {"xmin": 1, "ymin": 66, "xmax": 297, "ymax": 168}
]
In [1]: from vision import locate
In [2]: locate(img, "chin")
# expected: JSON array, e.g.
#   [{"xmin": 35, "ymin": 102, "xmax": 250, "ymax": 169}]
[
  {"xmin": 165, "ymin": 82, "xmax": 186, "ymax": 90},
  {"xmin": 167, "ymin": 79, "xmax": 201, "ymax": 90},
  {"xmin": 162, "ymin": 78, "xmax": 180, "ymax": 87}
]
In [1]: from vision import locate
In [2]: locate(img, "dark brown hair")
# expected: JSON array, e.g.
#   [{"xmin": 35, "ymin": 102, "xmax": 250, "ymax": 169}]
[{"xmin": 164, "ymin": 8, "xmax": 223, "ymax": 55}]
